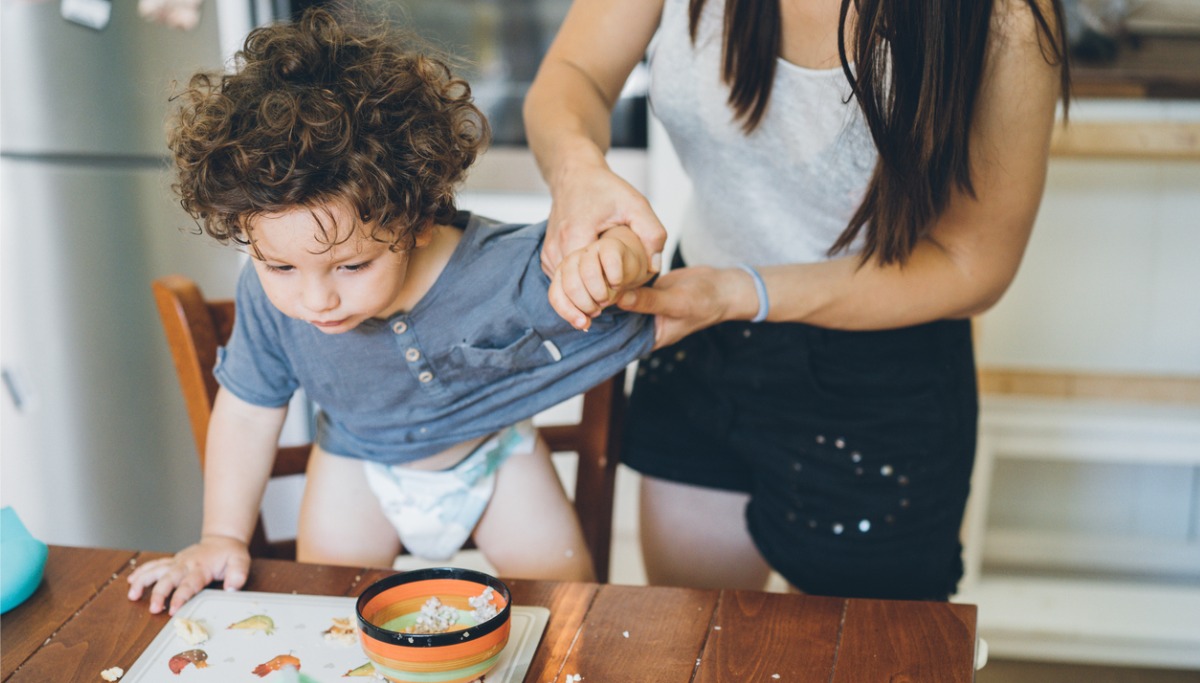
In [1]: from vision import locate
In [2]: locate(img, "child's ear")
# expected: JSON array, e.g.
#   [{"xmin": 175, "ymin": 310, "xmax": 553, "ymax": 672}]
[{"xmin": 411, "ymin": 221, "xmax": 436, "ymax": 249}]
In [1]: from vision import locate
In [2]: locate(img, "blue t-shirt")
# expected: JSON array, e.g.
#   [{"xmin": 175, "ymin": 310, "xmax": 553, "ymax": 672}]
[{"xmin": 213, "ymin": 213, "xmax": 654, "ymax": 464}]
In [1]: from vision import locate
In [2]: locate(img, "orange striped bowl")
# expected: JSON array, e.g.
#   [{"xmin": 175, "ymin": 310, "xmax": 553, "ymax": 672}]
[{"xmin": 355, "ymin": 568, "xmax": 512, "ymax": 683}]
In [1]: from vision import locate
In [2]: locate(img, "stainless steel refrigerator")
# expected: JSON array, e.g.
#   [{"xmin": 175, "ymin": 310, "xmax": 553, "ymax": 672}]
[{"xmin": 1, "ymin": 1, "xmax": 249, "ymax": 550}]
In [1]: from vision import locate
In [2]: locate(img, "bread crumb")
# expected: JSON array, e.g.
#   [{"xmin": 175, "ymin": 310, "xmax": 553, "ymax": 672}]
[
  {"xmin": 100, "ymin": 667, "xmax": 124, "ymax": 681},
  {"xmin": 772, "ymin": 675, "xmax": 780, "ymax": 679},
  {"xmin": 172, "ymin": 617, "xmax": 209, "ymax": 645},
  {"xmin": 714, "ymin": 625, "xmax": 721, "ymax": 630},
  {"xmin": 622, "ymin": 630, "xmax": 629, "ymax": 638},
  {"xmin": 322, "ymin": 617, "xmax": 356, "ymax": 645}
]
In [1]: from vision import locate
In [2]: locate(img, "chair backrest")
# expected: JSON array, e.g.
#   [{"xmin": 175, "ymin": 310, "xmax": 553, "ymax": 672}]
[{"xmin": 151, "ymin": 274, "xmax": 625, "ymax": 581}]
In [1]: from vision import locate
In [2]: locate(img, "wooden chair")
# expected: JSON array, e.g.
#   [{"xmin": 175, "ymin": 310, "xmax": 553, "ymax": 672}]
[{"xmin": 151, "ymin": 274, "xmax": 626, "ymax": 582}]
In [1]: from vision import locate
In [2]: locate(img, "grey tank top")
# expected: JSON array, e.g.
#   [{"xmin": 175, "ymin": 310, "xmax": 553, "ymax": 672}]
[{"xmin": 648, "ymin": 0, "xmax": 877, "ymax": 267}]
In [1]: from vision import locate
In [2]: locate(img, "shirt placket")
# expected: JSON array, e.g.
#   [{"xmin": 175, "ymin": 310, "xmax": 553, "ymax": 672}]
[{"xmin": 390, "ymin": 317, "xmax": 436, "ymax": 387}]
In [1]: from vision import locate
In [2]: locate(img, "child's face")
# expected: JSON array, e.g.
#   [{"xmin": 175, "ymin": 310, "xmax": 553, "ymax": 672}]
[{"xmin": 246, "ymin": 200, "xmax": 430, "ymax": 334}]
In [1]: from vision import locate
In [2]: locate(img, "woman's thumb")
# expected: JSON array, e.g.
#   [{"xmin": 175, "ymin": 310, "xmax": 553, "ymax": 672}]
[{"xmin": 618, "ymin": 288, "xmax": 657, "ymax": 314}]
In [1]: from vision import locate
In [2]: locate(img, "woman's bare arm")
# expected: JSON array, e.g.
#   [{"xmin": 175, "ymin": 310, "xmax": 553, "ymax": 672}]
[
  {"xmin": 523, "ymin": 0, "xmax": 668, "ymax": 272},
  {"xmin": 621, "ymin": 0, "xmax": 1064, "ymax": 344}
]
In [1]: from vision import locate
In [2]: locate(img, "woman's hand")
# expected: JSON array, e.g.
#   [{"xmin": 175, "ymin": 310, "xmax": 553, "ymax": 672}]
[
  {"xmin": 126, "ymin": 534, "xmax": 250, "ymax": 615},
  {"xmin": 541, "ymin": 162, "xmax": 667, "ymax": 278},
  {"xmin": 619, "ymin": 265, "xmax": 758, "ymax": 348}
]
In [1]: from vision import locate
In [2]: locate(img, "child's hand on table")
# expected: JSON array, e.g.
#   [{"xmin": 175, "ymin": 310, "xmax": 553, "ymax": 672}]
[
  {"xmin": 549, "ymin": 224, "xmax": 652, "ymax": 330},
  {"xmin": 126, "ymin": 534, "xmax": 250, "ymax": 615}
]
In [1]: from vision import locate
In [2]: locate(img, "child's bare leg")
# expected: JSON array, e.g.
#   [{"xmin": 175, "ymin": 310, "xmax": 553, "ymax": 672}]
[
  {"xmin": 472, "ymin": 435, "xmax": 595, "ymax": 582},
  {"xmin": 297, "ymin": 444, "xmax": 401, "ymax": 568}
]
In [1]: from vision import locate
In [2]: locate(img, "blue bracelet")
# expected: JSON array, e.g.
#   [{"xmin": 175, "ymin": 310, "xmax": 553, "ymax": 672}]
[{"xmin": 737, "ymin": 264, "xmax": 769, "ymax": 323}]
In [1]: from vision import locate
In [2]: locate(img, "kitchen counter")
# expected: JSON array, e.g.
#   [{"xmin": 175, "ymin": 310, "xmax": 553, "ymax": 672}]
[
  {"xmin": 1070, "ymin": 34, "xmax": 1200, "ymax": 100},
  {"xmin": 1048, "ymin": 34, "xmax": 1200, "ymax": 159}
]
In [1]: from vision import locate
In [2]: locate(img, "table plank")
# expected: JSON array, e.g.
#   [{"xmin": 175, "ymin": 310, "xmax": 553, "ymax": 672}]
[
  {"xmin": 506, "ymin": 578, "xmax": 599, "ymax": 683},
  {"xmin": 7, "ymin": 551, "xmax": 171, "ymax": 683},
  {"xmin": 349, "ymin": 566, "xmax": 400, "ymax": 596},
  {"xmin": 241, "ymin": 556, "xmax": 366, "ymax": 596},
  {"xmin": 831, "ymin": 599, "xmax": 977, "ymax": 683},
  {"xmin": 1, "ymin": 546, "xmax": 136, "ymax": 681},
  {"xmin": 697, "ymin": 592, "xmax": 845, "ymax": 683},
  {"xmin": 557, "ymin": 584, "xmax": 718, "ymax": 683}
]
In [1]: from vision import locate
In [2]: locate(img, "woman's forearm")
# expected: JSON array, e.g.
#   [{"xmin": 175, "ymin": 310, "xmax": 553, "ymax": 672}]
[
  {"xmin": 757, "ymin": 238, "xmax": 1015, "ymax": 330},
  {"xmin": 523, "ymin": 0, "xmax": 662, "ymax": 194},
  {"xmin": 523, "ymin": 62, "xmax": 616, "ymax": 194}
]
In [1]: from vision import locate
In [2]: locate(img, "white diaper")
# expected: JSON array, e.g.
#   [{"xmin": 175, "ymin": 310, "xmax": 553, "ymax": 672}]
[{"xmin": 363, "ymin": 420, "xmax": 535, "ymax": 561}]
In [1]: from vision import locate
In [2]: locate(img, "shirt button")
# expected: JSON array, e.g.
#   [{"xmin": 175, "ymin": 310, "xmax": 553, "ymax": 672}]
[
  {"xmin": 418, "ymin": 371, "xmax": 434, "ymax": 383},
  {"xmin": 392, "ymin": 320, "xmax": 408, "ymax": 334},
  {"xmin": 405, "ymin": 348, "xmax": 421, "ymax": 362}
]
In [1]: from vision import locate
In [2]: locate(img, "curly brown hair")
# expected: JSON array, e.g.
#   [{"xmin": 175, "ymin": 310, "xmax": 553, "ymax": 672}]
[{"xmin": 168, "ymin": 7, "xmax": 489, "ymax": 250}]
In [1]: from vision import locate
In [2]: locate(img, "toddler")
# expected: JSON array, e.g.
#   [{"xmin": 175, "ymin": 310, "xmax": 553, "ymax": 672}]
[{"xmin": 127, "ymin": 7, "xmax": 653, "ymax": 615}]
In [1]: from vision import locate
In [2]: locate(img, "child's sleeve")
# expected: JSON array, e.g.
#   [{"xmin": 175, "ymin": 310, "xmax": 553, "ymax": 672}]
[{"xmin": 212, "ymin": 265, "xmax": 299, "ymax": 408}]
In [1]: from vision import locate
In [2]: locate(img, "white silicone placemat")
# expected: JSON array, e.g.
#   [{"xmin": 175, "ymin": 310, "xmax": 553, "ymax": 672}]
[{"xmin": 122, "ymin": 588, "xmax": 548, "ymax": 682}]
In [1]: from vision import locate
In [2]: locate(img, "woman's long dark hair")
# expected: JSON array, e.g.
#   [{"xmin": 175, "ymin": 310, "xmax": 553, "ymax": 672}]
[{"xmin": 688, "ymin": 0, "xmax": 1071, "ymax": 266}]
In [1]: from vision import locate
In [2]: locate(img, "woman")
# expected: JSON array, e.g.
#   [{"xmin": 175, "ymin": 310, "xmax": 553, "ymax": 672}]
[{"xmin": 525, "ymin": 0, "xmax": 1069, "ymax": 599}]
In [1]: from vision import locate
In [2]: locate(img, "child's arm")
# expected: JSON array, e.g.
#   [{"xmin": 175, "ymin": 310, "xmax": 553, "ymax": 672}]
[
  {"xmin": 127, "ymin": 387, "xmax": 287, "ymax": 615},
  {"xmin": 548, "ymin": 224, "xmax": 653, "ymax": 330}
]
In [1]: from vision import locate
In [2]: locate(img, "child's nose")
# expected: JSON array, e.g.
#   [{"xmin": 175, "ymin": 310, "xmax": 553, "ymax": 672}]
[{"xmin": 303, "ymin": 280, "xmax": 338, "ymax": 313}]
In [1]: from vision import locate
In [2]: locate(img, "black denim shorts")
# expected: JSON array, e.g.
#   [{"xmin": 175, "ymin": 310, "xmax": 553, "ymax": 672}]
[{"xmin": 622, "ymin": 302, "xmax": 978, "ymax": 600}]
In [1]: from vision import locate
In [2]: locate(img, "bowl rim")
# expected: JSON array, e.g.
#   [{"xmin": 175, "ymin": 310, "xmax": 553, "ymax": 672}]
[{"xmin": 355, "ymin": 567, "xmax": 512, "ymax": 647}]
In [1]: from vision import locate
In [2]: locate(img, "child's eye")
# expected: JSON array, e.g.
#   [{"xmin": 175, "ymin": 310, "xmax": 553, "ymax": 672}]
[
  {"xmin": 263, "ymin": 263, "xmax": 293, "ymax": 273},
  {"xmin": 342, "ymin": 261, "xmax": 371, "ymax": 273}
]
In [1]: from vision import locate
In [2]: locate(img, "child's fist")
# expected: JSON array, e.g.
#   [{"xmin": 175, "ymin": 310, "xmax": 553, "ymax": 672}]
[{"xmin": 549, "ymin": 225, "xmax": 650, "ymax": 329}]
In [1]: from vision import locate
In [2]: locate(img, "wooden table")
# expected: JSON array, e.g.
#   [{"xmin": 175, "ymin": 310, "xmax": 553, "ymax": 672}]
[{"xmin": 2, "ymin": 546, "xmax": 979, "ymax": 682}]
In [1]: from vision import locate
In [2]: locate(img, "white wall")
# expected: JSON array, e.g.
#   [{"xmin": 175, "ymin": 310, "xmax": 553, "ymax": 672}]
[{"xmin": 976, "ymin": 99, "xmax": 1200, "ymax": 580}]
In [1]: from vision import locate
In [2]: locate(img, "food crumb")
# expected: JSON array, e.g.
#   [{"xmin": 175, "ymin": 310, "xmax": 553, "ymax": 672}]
[
  {"xmin": 322, "ymin": 617, "xmax": 357, "ymax": 645},
  {"xmin": 407, "ymin": 596, "xmax": 459, "ymax": 634},
  {"xmin": 469, "ymin": 587, "xmax": 498, "ymax": 624},
  {"xmin": 100, "ymin": 667, "xmax": 124, "ymax": 681},
  {"xmin": 714, "ymin": 625, "xmax": 721, "ymax": 630},
  {"xmin": 772, "ymin": 675, "xmax": 780, "ymax": 679},
  {"xmin": 622, "ymin": 630, "xmax": 629, "ymax": 638},
  {"xmin": 173, "ymin": 617, "xmax": 210, "ymax": 645}
]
